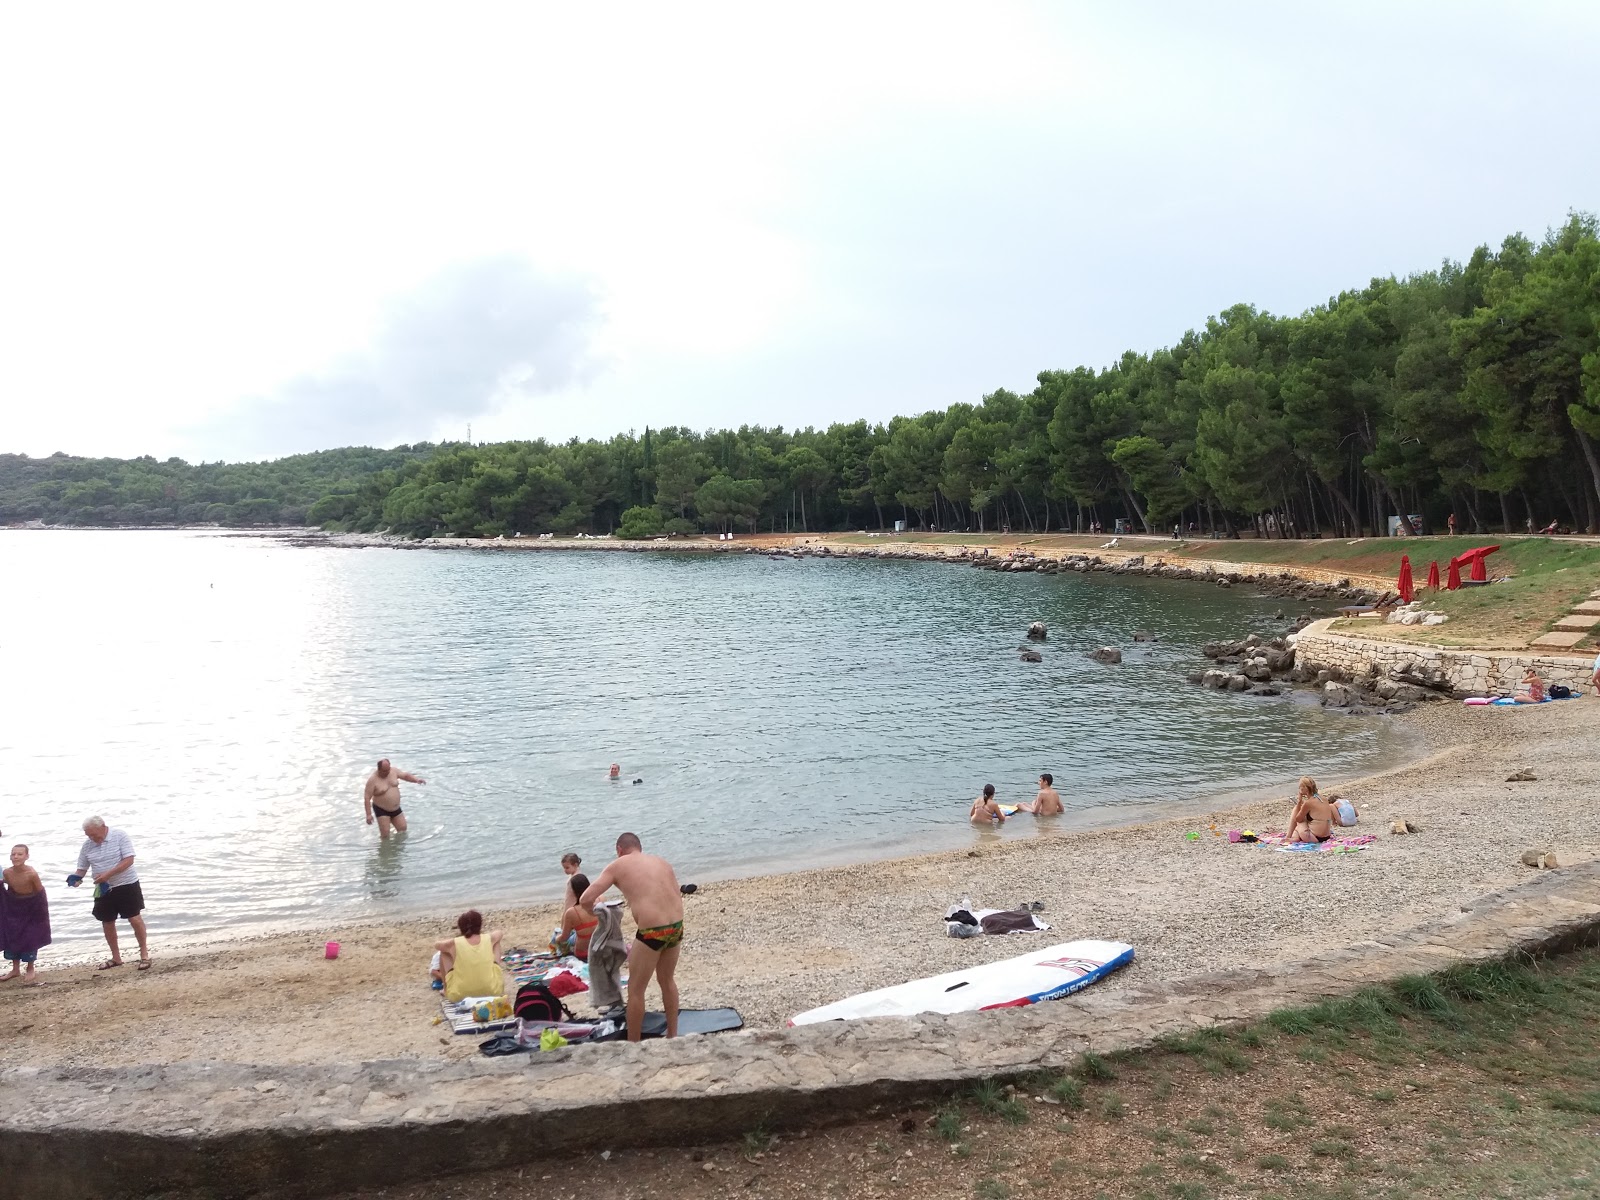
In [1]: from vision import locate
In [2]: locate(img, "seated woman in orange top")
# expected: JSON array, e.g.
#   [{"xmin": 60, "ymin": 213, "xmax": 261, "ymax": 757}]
[{"xmin": 555, "ymin": 873, "xmax": 600, "ymax": 961}]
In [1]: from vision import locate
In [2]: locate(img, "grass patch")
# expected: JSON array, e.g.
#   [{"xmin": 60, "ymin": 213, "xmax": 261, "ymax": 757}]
[
  {"xmin": 1257, "ymin": 1153, "xmax": 1290, "ymax": 1171},
  {"xmin": 968, "ymin": 1081, "xmax": 1029, "ymax": 1126},
  {"xmin": 1077, "ymin": 1051, "xmax": 1118, "ymax": 1081},
  {"xmin": 974, "ymin": 1179, "xmax": 1011, "ymax": 1200},
  {"xmin": 1049, "ymin": 1076, "xmax": 1085, "ymax": 1109},
  {"xmin": 1099, "ymin": 1091, "xmax": 1127, "ymax": 1119}
]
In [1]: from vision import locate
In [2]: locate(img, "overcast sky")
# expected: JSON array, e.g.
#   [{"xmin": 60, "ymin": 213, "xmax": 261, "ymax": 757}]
[{"xmin": 3, "ymin": 2, "xmax": 1597, "ymax": 462}]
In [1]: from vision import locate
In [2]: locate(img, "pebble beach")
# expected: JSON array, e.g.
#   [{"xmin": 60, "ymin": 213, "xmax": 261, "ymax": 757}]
[{"xmin": 7, "ymin": 698, "xmax": 1596, "ymax": 1068}]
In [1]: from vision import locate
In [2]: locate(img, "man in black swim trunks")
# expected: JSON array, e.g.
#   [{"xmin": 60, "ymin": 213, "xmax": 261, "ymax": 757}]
[{"xmin": 363, "ymin": 759, "xmax": 426, "ymax": 839}]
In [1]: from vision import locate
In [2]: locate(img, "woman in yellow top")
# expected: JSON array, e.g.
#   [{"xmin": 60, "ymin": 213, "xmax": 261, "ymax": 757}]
[{"xmin": 431, "ymin": 909, "xmax": 504, "ymax": 1002}]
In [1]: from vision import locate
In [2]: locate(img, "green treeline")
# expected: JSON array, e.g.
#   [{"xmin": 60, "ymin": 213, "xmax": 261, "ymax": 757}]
[
  {"xmin": 0, "ymin": 446, "xmax": 434, "ymax": 527},
  {"xmin": 6, "ymin": 215, "xmax": 1600, "ymax": 539}
]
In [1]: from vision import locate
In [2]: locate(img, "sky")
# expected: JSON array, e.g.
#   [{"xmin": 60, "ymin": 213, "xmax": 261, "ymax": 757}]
[{"xmin": 2, "ymin": 2, "xmax": 1598, "ymax": 463}]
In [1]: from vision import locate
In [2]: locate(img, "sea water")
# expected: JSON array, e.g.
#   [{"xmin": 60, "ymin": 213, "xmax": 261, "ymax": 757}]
[{"xmin": 0, "ymin": 530, "xmax": 1402, "ymax": 945}]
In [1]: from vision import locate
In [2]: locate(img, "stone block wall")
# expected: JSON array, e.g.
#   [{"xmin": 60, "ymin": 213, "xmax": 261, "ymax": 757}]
[{"xmin": 1295, "ymin": 619, "xmax": 1595, "ymax": 698}]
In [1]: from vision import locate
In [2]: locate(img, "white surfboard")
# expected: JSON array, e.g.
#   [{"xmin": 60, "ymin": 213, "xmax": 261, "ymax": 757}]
[{"xmin": 789, "ymin": 939, "xmax": 1134, "ymax": 1025}]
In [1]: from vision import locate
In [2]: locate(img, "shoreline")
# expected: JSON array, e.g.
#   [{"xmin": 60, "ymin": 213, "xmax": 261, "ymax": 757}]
[{"xmin": 18, "ymin": 697, "xmax": 1594, "ymax": 1071}]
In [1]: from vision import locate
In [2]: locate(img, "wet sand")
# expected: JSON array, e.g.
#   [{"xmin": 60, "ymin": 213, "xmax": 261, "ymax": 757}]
[{"xmin": 7, "ymin": 700, "xmax": 1596, "ymax": 1068}]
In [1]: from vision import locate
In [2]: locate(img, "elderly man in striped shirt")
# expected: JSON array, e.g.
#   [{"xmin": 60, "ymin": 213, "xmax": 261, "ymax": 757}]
[{"xmin": 73, "ymin": 816, "xmax": 151, "ymax": 971}]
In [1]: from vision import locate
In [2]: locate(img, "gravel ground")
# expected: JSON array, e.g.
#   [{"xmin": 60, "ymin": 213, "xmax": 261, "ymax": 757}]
[{"xmin": 7, "ymin": 699, "xmax": 1595, "ymax": 1066}]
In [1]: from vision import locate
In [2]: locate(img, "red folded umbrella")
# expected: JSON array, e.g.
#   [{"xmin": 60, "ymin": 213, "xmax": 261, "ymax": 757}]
[
  {"xmin": 1397, "ymin": 554, "xmax": 1414, "ymax": 604},
  {"xmin": 1447, "ymin": 558, "xmax": 1461, "ymax": 590},
  {"xmin": 1470, "ymin": 553, "xmax": 1488, "ymax": 582},
  {"xmin": 1426, "ymin": 560, "xmax": 1441, "ymax": 590}
]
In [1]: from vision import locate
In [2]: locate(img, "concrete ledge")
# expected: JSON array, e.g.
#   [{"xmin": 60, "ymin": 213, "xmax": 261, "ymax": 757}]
[{"xmin": 5, "ymin": 862, "xmax": 1600, "ymax": 1200}]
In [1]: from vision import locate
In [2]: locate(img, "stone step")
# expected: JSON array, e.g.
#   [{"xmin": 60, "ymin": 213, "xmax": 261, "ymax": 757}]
[
  {"xmin": 1554, "ymin": 614, "xmax": 1600, "ymax": 632},
  {"xmin": 1531, "ymin": 630, "xmax": 1589, "ymax": 649},
  {"xmin": 1572, "ymin": 600, "xmax": 1600, "ymax": 615}
]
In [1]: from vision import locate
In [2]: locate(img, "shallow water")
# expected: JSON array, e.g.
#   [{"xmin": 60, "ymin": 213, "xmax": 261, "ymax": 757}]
[{"xmin": 0, "ymin": 531, "xmax": 1402, "ymax": 945}]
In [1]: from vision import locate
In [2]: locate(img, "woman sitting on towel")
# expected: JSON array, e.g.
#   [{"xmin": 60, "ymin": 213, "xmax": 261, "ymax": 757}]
[
  {"xmin": 432, "ymin": 909, "xmax": 504, "ymax": 1002},
  {"xmin": 1512, "ymin": 668, "xmax": 1546, "ymax": 703},
  {"xmin": 1286, "ymin": 776, "xmax": 1338, "ymax": 844},
  {"xmin": 553, "ymin": 873, "xmax": 600, "ymax": 961}
]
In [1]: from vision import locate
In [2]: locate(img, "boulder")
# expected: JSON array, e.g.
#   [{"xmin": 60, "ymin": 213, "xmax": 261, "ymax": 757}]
[
  {"xmin": 1026, "ymin": 622, "xmax": 1048, "ymax": 641},
  {"xmin": 1216, "ymin": 578, "xmax": 1231, "ymax": 588},
  {"xmin": 1226, "ymin": 674, "xmax": 1251, "ymax": 691},
  {"xmin": 1201, "ymin": 670, "xmax": 1230, "ymax": 689},
  {"xmin": 1506, "ymin": 770, "xmax": 1538, "ymax": 783},
  {"xmin": 1243, "ymin": 663, "xmax": 1274, "ymax": 682},
  {"xmin": 1019, "ymin": 649, "xmax": 1043, "ymax": 663},
  {"xmin": 1263, "ymin": 648, "xmax": 1295, "ymax": 672},
  {"xmin": 1132, "ymin": 631, "xmax": 1159, "ymax": 642},
  {"xmin": 1089, "ymin": 647, "xmax": 1122, "ymax": 665},
  {"xmin": 1323, "ymin": 681, "xmax": 1356, "ymax": 707},
  {"xmin": 1252, "ymin": 685, "xmax": 1282, "ymax": 696},
  {"xmin": 1391, "ymin": 821, "xmax": 1409, "ymax": 835},
  {"xmin": 1521, "ymin": 848, "xmax": 1546, "ymax": 867},
  {"xmin": 1185, "ymin": 671, "xmax": 1205, "ymax": 685}
]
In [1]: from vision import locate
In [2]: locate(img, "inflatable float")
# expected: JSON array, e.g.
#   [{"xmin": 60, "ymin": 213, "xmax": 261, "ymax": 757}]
[{"xmin": 789, "ymin": 939, "xmax": 1133, "ymax": 1025}]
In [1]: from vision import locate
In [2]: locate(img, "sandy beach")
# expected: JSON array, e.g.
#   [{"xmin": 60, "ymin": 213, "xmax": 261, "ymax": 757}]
[{"xmin": 6, "ymin": 699, "xmax": 1596, "ymax": 1069}]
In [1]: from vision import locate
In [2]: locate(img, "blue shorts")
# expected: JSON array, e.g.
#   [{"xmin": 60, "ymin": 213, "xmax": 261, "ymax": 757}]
[{"xmin": 4, "ymin": 950, "xmax": 37, "ymax": 963}]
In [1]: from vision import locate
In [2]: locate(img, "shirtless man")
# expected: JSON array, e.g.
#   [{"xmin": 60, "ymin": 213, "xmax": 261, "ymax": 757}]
[
  {"xmin": 579, "ymin": 833, "xmax": 683, "ymax": 1041},
  {"xmin": 969, "ymin": 784, "xmax": 1006, "ymax": 825},
  {"xmin": 1020, "ymin": 773, "xmax": 1063, "ymax": 816},
  {"xmin": 363, "ymin": 759, "xmax": 426, "ymax": 839}
]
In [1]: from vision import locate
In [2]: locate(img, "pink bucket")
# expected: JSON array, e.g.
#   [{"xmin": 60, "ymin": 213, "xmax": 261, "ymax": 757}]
[{"xmin": 324, "ymin": 941, "xmax": 341, "ymax": 959}]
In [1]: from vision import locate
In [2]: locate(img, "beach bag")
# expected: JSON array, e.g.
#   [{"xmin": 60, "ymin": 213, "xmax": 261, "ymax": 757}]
[
  {"xmin": 1549, "ymin": 683, "xmax": 1573, "ymax": 699},
  {"xmin": 514, "ymin": 981, "xmax": 576, "ymax": 1024}
]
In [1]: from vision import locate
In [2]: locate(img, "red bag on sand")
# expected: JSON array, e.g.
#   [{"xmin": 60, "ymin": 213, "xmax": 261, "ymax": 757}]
[{"xmin": 546, "ymin": 970, "xmax": 589, "ymax": 998}]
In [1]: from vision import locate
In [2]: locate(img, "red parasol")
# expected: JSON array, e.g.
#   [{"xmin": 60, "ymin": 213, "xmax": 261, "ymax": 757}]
[
  {"xmin": 1397, "ymin": 554, "xmax": 1415, "ymax": 604},
  {"xmin": 1470, "ymin": 553, "xmax": 1488, "ymax": 582},
  {"xmin": 1426, "ymin": 560, "xmax": 1440, "ymax": 590},
  {"xmin": 1447, "ymin": 558, "xmax": 1461, "ymax": 590}
]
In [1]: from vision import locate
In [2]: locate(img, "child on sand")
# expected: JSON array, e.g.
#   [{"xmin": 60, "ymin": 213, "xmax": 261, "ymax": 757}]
[{"xmin": 3, "ymin": 845, "xmax": 51, "ymax": 985}]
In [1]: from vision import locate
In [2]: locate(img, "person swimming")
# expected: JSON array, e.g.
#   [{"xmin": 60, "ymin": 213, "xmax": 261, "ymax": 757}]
[{"xmin": 969, "ymin": 784, "xmax": 1006, "ymax": 825}]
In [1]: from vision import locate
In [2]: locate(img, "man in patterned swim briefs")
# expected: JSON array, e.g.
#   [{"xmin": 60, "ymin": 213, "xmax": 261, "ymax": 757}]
[{"xmin": 581, "ymin": 832, "xmax": 684, "ymax": 1041}]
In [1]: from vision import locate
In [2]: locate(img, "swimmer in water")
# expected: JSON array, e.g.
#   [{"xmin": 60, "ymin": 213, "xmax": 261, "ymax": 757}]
[
  {"xmin": 1018, "ymin": 773, "xmax": 1063, "ymax": 815},
  {"xmin": 609, "ymin": 763, "xmax": 621, "ymax": 780},
  {"xmin": 969, "ymin": 784, "xmax": 1006, "ymax": 825}
]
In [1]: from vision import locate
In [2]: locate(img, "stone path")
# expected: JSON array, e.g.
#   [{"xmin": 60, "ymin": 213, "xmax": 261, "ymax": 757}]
[
  {"xmin": 4, "ymin": 862, "xmax": 1599, "ymax": 1200},
  {"xmin": 1532, "ymin": 590, "xmax": 1600, "ymax": 648}
]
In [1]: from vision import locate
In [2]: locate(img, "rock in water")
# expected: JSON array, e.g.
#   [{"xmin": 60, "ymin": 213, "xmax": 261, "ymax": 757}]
[
  {"xmin": 1019, "ymin": 649, "xmax": 1043, "ymax": 663},
  {"xmin": 1132, "ymin": 630, "xmax": 1158, "ymax": 642},
  {"xmin": 1089, "ymin": 647, "xmax": 1122, "ymax": 664},
  {"xmin": 1027, "ymin": 622, "xmax": 1048, "ymax": 641}
]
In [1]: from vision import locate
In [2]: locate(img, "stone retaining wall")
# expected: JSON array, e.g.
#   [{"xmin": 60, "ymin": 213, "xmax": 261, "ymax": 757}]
[
  {"xmin": 4, "ymin": 863, "xmax": 1600, "ymax": 1200},
  {"xmin": 1295, "ymin": 618, "xmax": 1596, "ymax": 698}
]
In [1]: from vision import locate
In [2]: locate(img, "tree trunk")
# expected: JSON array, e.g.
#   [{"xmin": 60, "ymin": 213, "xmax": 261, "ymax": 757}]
[
  {"xmin": 1498, "ymin": 491, "xmax": 1512, "ymax": 533},
  {"xmin": 1119, "ymin": 481, "xmax": 1150, "ymax": 534},
  {"xmin": 1574, "ymin": 427, "xmax": 1600, "ymax": 531},
  {"xmin": 1015, "ymin": 488, "xmax": 1035, "ymax": 532}
]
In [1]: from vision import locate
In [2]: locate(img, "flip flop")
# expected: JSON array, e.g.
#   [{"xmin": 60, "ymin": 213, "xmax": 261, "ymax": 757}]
[
  {"xmin": 137, "ymin": 959, "xmax": 152, "ymax": 971},
  {"xmin": 97, "ymin": 960, "xmax": 123, "ymax": 971}
]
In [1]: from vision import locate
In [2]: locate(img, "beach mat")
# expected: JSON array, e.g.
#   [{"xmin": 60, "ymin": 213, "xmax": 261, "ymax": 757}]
[
  {"xmin": 593, "ymin": 1007, "xmax": 745, "ymax": 1041},
  {"xmin": 442, "ymin": 996, "xmax": 517, "ymax": 1036}
]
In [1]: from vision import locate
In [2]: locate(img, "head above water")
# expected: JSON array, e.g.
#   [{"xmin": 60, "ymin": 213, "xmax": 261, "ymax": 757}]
[
  {"xmin": 1039, "ymin": 773, "xmax": 1053, "ymax": 787},
  {"xmin": 609, "ymin": 763, "xmax": 620, "ymax": 778},
  {"xmin": 376, "ymin": 759, "xmax": 391, "ymax": 777},
  {"xmin": 82, "ymin": 816, "xmax": 107, "ymax": 843},
  {"xmin": 457, "ymin": 909, "xmax": 483, "ymax": 937},
  {"xmin": 982, "ymin": 784, "xmax": 995, "ymax": 799},
  {"xmin": 616, "ymin": 831, "xmax": 642, "ymax": 855}
]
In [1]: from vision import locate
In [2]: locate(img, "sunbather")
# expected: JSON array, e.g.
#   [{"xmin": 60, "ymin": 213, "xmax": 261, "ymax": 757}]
[
  {"xmin": 1285, "ymin": 777, "xmax": 1338, "ymax": 844},
  {"xmin": 432, "ymin": 909, "xmax": 504, "ymax": 1002},
  {"xmin": 553, "ymin": 873, "xmax": 600, "ymax": 961},
  {"xmin": 1512, "ymin": 668, "xmax": 1545, "ymax": 703}
]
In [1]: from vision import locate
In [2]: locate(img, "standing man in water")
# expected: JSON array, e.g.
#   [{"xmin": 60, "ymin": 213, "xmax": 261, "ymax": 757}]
[
  {"xmin": 580, "ymin": 832, "xmax": 683, "ymax": 1041},
  {"xmin": 363, "ymin": 759, "xmax": 426, "ymax": 839}
]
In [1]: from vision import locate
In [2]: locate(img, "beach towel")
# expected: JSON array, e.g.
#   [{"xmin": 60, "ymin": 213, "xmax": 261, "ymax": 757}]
[
  {"xmin": 0, "ymin": 886, "xmax": 50, "ymax": 959},
  {"xmin": 945, "ymin": 905, "xmax": 1051, "ymax": 936},
  {"xmin": 1258, "ymin": 833, "xmax": 1376, "ymax": 855},
  {"xmin": 587, "ymin": 902, "xmax": 628, "ymax": 1013},
  {"xmin": 441, "ymin": 995, "xmax": 518, "ymax": 1036}
]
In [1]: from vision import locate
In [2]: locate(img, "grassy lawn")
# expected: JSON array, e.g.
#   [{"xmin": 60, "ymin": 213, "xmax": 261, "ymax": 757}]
[{"xmin": 349, "ymin": 949, "xmax": 1600, "ymax": 1200}]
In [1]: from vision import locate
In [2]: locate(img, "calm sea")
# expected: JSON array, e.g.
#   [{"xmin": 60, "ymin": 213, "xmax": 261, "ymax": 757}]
[{"xmin": 0, "ymin": 531, "xmax": 1404, "ymax": 946}]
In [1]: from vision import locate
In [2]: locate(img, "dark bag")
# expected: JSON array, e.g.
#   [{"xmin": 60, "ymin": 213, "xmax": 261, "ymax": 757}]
[
  {"xmin": 514, "ymin": 982, "xmax": 576, "ymax": 1024},
  {"xmin": 1549, "ymin": 684, "xmax": 1573, "ymax": 699}
]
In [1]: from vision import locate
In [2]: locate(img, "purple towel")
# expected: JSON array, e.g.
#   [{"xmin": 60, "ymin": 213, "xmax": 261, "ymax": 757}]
[{"xmin": 2, "ymin": 887, "xmax": 52, "ymax": 959}]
